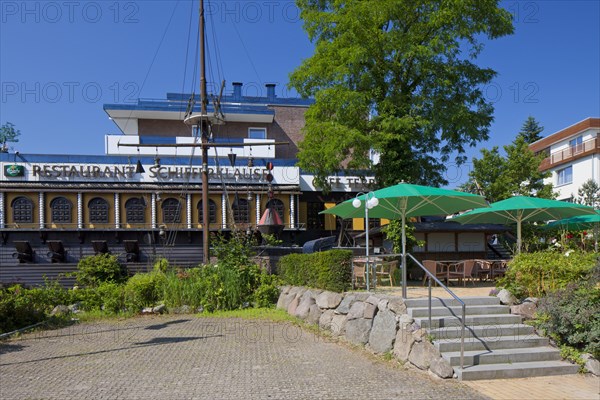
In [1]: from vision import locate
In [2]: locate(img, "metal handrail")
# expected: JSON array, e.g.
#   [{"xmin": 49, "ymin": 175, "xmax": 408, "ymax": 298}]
[{"xmin": 406, "ymin": 253, "xmax": 466, "ymax": 370}]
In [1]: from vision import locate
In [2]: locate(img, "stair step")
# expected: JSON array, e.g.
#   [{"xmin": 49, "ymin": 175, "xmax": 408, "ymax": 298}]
[
  {"xmin": 435, "ymin": 335, "xmax": 549, "ymax": 352},
  {"xmin": 404, "ymin": 296, "xmax": 499, "ymax": 308},
  {"xmin": 409, "ymin": 305, "xmax": 509, "ymax": 318},
  {"xmin": 415, "ymin": 314, "xmax": 522, "ymax": 328},
  {"xmin": 455, "ymin": 361, "xmax": 579, "ymax": 381},
  {"xmin": 442, "ymin": 347, "xmax": 561, "ymax": 367},
  {"xmin": 429, "ymin": 324, "xmax": 534, "ymax": 340}
]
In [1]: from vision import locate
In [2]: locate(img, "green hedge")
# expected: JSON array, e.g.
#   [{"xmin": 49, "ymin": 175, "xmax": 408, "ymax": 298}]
[
  {"xmin": 277, "ymin": 250, "xmax": 353, "ymax": 292},
  {"xmin": 499, "ymin": 250, "xmax": 598, "ymax": 298}
]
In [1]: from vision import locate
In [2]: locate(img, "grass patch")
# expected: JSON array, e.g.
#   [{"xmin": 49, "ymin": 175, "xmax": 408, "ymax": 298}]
[{"xmin": 195, "ymin": 307, "xmax": 297, "ymax": 323}]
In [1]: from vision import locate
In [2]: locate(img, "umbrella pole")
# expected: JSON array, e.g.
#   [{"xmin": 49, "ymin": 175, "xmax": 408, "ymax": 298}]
[
  {"xmin": 517, "ymin": 213, "xmax": 522, "ymax": 254},
  {"xmin": 402, "ymin": 215, "xmax": 407, "ymax": 299},
  {"xmin": 365, "ymin": 201, "xmax": 370, "ymax": 291},
  {"xmin": 595, "ymin": 222, "xmax": 598, "ymax": 253}
]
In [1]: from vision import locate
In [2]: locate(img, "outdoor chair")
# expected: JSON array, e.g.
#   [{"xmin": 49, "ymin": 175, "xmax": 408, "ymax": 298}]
[
  {"xmin": 447, "ymin": 259, "xmax": 477, "ymax": 287},
  {"xmin": 352, "ymin": 263, "xmax": 366, "ymax": 289},
  {"xmin": 46, "ymin": 240, "xmax": 66, "ymax": 263},
  {"xmin": 123, "ymin": 240, "xmax": 140, "ymax": 263},
  {"xmin": 422, "ymin": 260, "xmax": 447, "ymax": 286},
  {"xmin": 491, "ymin": 260, "xmax": 509, "ymax": 279},
  {"xmin": 473, "ymin": 259, "xmax": 492, "ymax": 281},
  {"xmin": 12, "ymin": 241, "xmax": 35, "ymax": 263},
  {"xmin": 92, "ymin": 240, "xmax": 110, "ymax": 255},
  {"xmin": 376, "ymin": 260, "xmax": 398, "ymax": 287}
]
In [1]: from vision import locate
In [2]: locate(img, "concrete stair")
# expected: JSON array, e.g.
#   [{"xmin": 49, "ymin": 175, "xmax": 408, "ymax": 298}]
[{"xmin": 406, "ymin": 296, "xmax": 579, "ymax": 381}]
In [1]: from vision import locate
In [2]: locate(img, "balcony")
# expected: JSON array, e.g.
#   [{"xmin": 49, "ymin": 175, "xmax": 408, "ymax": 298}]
[{"xmin": 539, "ymin": 137, "xmax": 599, "ymax": 171}]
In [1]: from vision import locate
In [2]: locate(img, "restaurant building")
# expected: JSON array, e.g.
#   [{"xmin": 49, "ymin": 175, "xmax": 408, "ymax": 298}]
[{"xmin": 0, "ymin": 83, "xmax": 376, "ymax": 283}]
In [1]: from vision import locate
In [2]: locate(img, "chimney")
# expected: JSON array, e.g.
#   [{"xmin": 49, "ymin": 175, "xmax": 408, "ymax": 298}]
[
  {"xmin": 265, "ymin": 83, "xmax": 276, "ymax": 101},
  {"xmin": 232, "ymin": 82, "xmax": 243, "ymax": 101}
]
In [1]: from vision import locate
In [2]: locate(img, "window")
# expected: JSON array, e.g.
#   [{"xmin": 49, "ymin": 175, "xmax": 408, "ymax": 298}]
[
  {"xmin": 161, "ymin": 198, "xmax": 181, "ymax": 224},
  {"xmin": 233, "ymin": 198, "xmax": 250, "ymax": 224},
  {"xmin": 125, "ymin": 197, "xmax": 146, "ymax": 224},
  {"xmin": 12, "ymin": 196, "xmax": 33, "ymax": 223},
  {"xmin": 248, "ymin": 128, "xmax": 266, "ymax": 139},
  {"xmin": 88, "ymin": 197, "xmax": 109, "ymax": 223},
  {"xmin": 50, "ymin": 197, "xmax": 72, "ymax": 223},
  {"xmin": 569, "ymin": 136, "xmax": 583, "ymax": 153},
  {"xmin": 197, "ymin": 200, "xmax": 217, "ymax": 224},
  {"xmin": 265, "ymin": 199, "xmax": 285, "ymax": 221},
  {"xmin": 556, "ymin": 166, "xmax": 573, "ymax": 186},
  {"xmin": 307, "ymin": 202, "xmax": 325, "ymax": 230}
]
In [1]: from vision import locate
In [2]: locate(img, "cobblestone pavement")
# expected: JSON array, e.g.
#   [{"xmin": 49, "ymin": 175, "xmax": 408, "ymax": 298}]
[{"xmin": 0, "ymin": 316, "xmax": 488, "ymax": 400}]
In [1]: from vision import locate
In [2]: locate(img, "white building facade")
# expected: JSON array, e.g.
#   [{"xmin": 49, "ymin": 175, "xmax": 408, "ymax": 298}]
[{"xmin": 530, "ymin": 118, "xmax": 600, "ymax": 201}]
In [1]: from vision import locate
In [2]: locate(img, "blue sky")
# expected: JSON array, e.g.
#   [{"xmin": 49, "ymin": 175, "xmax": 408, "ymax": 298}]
[{"xmin": 1, "ymin": 0, "xmax": 599, "ymax": 187}]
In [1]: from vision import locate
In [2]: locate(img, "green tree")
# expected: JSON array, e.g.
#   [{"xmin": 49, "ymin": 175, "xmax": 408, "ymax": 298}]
[
  {"xmin": 462, "ymin": 132, "xmax": 553, "ymax": 202},
  {"xmin": 460, "ymin": 146, "xmax": 507, "ymax": 202},
  {"xmin": 577, "ymin": 179, "xmax": 600, "ymax": 209},
  {"xmin": 517, "ymin": 116, "xmax": 544, "ymax": 144},
  {"xmin": 503, "ymin": 136, "xmax": 554, "ymax": 199},
  {"xmin": 0, "ymin": 122, "xmax": 20, "ymax": 151},
  {"xmin": 289, "ymin": 0, "xmax": 514, "ymax": 190}
]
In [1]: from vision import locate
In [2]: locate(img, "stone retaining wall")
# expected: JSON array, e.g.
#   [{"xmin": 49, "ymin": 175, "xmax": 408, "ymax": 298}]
[{"xmin": 277, "ymin": 286, "xmax": 454, "ymax": 379}]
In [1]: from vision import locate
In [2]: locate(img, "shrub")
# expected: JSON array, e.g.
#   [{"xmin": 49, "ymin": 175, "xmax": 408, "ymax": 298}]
[
  {"xmin": 278, "ymin": 250, "xmax": 352, "ymax": 292},
  {"xmin": 253, "ymin": 273, "xmax": 281, "ymax": 308},
  {"xmin": 0, "ymin": 285, "xmax": 44, "ymax": 333},
  {"xmin": 161, "ymin": 268, "xmax": 204, "ymax": 309},
  {"xmin": 74, "ymin": 254, "xmax": 126, "ymax": 287},
  {"xmin": 535, "ymin": 281, "xmax": 600, "ymax": 359},
  {"xmin": 123, "ymin": 272, "xmax": 166, "ymax": 311},
  {"xmin": 498, "ymin": 250, "xmax": 597, "ymax": 298}
]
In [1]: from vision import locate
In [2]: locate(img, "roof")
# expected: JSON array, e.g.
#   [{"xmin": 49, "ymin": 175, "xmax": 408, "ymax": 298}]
[
  {"xmin": 103, "ymin": 92, "xmax": 314, "ymax": 114},
  {"xmin": 529, "ymin": 117, "xmax": 600, "ymax": 153}
]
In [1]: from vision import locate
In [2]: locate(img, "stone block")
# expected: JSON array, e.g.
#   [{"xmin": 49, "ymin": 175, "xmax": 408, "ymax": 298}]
[
  {"xmin": 335, "ymin": 294, "xmax": 356, "ymax": 315},
  {"xmin": 319, "ymin": 309, "xmax": 335, "ymax": 331},
  {"xmin": 368, "ymin": 310, "xmax": 398, "ymax": 354},
  {"xmin": 316, "ymin": 291, "xmax": 343, "ymax": 310},
  {"xmin": 345, "ymin": 318, "xmax": 373, "ymax": 346},
  {"xmin": 347, "ymin": 301, "xmax": 366, "ymax": 321},
  {"xmin": 330, "ymin": 314, "xmax": 347, "ymax": 336},
  {"xmin": 408, "ymin": 341, "xmax": 441, "ymax": 370}
]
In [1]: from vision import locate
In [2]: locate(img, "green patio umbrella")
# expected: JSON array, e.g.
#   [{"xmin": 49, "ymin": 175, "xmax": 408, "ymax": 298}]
[
  {"xmin": 450, "ymin": 196, "xmax": 597, "ymax": 253},
  {"xmin": 321, "ymin": 182, "xmax": 489, "ymax": 297},
  {"xmin": 546, "ymin": 210, "xmax": 600, "ymax": 251}
]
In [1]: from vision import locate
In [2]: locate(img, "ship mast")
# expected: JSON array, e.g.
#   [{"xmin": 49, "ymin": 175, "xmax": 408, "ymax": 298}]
[{"xmin": 199, "ymin": 0, "xmax": 210, "ymax": 263}]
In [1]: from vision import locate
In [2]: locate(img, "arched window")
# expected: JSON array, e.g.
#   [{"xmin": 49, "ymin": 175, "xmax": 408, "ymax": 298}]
[
  {"xmin": 88, "ymin": 197, "xmax": 109, "ymax": 224},
  {"xmin": 233, "ymin": 198, "xmax": 249, "ymax": 224},
  {"xmin": 50, "ymin": 197, "xmax": 72, "ymax": 223},
  {"xmin": 265, "ymin": 198, "xmax": 285, "ymax": 221},
  {"xmin": 125, "ymin": 197, "xmax": 146, "ymax": 224},
  {"xmin": 12, "ymin": 196, "xmax": 33, "ymax": 223},
  {"xmin": 161, "ymin": 198, "xmax": 181, "ymax": 224},
  {"xmin": 197, "ymin": 199, "xmax": 217, "ymax": 224}
]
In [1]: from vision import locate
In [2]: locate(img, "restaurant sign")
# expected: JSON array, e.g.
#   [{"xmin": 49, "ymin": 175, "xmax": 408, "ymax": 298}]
[{"xmin": 4, "ymin": 164, "xmax": 25, "ymax": 177}]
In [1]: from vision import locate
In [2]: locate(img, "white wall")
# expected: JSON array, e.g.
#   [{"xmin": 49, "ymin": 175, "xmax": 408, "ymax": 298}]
[
  {"xmin": 427, "ymin": 233, "xmax": 455, "ymax": 253},
  {"xmin": 547, "ymin": 156, "xmax": 600, "ymax": 200}
]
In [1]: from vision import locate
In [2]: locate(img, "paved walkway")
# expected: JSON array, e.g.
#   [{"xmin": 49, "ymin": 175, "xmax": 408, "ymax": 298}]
[{"xmin": 0, "ymin": 316, "xmax": 487, "ymax": 400}]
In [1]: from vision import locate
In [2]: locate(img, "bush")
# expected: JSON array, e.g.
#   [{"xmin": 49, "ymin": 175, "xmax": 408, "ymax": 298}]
[
  {"xmin": 124, "ymin": 272, "xmax": 166, "ymax": 311},
  {"xmin": 278, "ymin": 250, "xmax": 352, "ymax": 292},
  {"xmin": 498, "ymin": 250, "xmax": 597, "ymax": 298},
  {"xmin": 0, "ymin": 285, "xmax": 45, "ymax": 333},
  {"xmin": 535, "ymin": 281, "xmax": 600, "ymax": 359},
  {"xmin": 74, "ymin": 254, "xmax": 126, "ymax": 287}
]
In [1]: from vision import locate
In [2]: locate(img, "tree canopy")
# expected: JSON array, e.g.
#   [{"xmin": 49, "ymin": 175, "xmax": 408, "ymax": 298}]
[
  {"xmin": 289, "ymin": 0, "xmax": 514, "ymax": 189},
  {"xmin": 577, "ymin": 179, "xmax": 600, "ymax": 209},
  {"xmin": 461, "ymin": 119, "xmax": 554, "ymax": 202},
  {"xmin": 0, "ymin": 122, "xmax": 20, "ymax": 146},
  {"xmin": 517, "ymin": 116, "xmax": 544, "ymax": 144}
]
